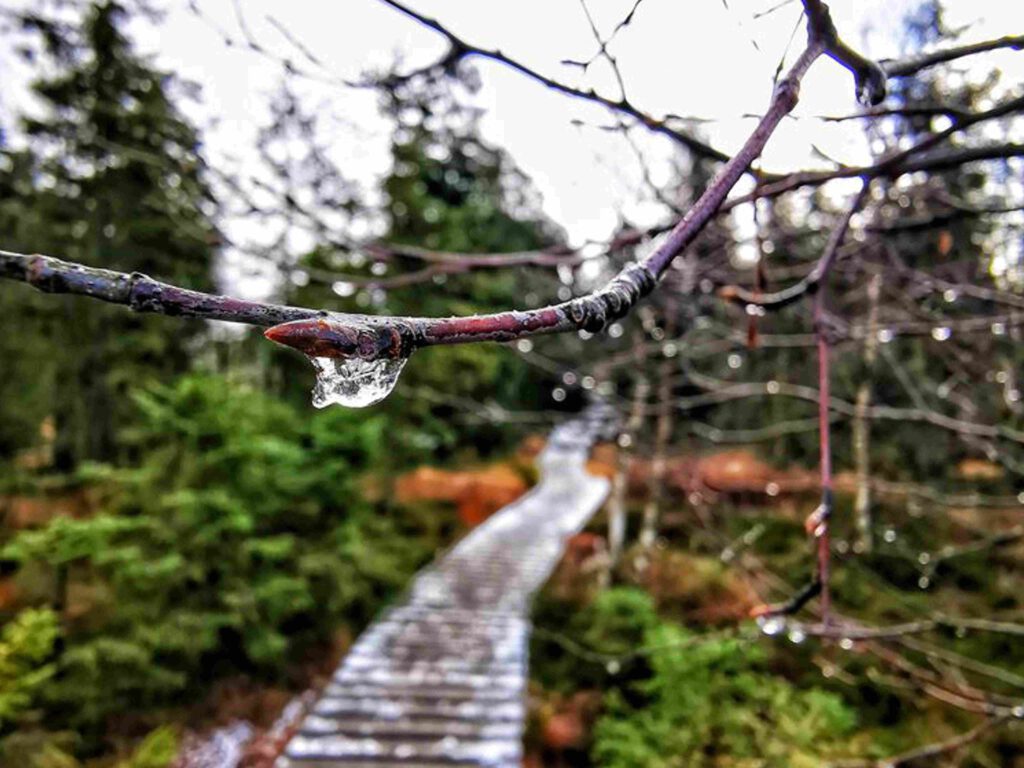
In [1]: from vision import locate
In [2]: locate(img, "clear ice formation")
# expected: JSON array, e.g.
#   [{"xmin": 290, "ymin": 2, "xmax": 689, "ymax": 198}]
[{"xmin": 309, "ymin": 354, "xmax": 409, "ymax": 409}]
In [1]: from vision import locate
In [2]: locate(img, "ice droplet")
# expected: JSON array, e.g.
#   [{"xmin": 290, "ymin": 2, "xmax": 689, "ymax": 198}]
[{"xmin": 309, "ymin": 355, "xmax": 409, "ymax": 409}]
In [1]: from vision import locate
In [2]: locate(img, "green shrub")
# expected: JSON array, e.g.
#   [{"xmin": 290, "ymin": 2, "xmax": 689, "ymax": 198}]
[
  {"xmin": 0, "ymin": 608, "xmax": 59, "ymax": 728},
  {"xmin": 3, "ymin": 375, "xmax": 431, "ymax": 743},
  {"xmin": 591, "ymin": 600, "xmax": 856, "ymax": 767}
]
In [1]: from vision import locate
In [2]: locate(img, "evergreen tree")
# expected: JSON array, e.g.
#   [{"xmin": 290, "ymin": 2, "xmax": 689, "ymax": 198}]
[{"xmin": 0, "ymin": 1, "xmax": 218, "ymax": 470}]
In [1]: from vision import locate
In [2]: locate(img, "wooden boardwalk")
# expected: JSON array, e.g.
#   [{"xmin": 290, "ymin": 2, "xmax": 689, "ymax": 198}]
[{"xmin": 277, "ymin": 406, "xmax": 614, "ymax": 768}]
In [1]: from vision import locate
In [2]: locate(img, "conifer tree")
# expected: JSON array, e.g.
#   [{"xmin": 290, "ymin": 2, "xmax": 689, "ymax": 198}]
[{"xmin": 0, "ymin": 1, "xmax": 217, "ymax": 470}]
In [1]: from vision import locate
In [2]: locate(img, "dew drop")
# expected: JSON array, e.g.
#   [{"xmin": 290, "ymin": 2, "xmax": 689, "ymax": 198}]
[
  {"xmin": 728, "ymin": 353, "xmax": 743, "ymax": 369},
  {"xmin": 606, "ymin": 660, "xmax": 621, "ymax": 675},
  {"xmin": 332, "ymin": 280, "xmax": 356, "ymax": 297},
  {"xmin": 877, "ymin": 328, "xmax": 894, "ymax": 343},
  {"xmin": 839, "ymin": 637, "xmax": 855, "ymax": 650},
  {"xmin": 992, "ymin": 322, "xmax": 1007, "ymax": 336},
  {"xmin": 787, "ymin": 627, "xmax": 806, "ymax": 644},
  {"xmin": 931, "ymin": 326, "xmax": 952, "ymax": 341},
  {"xmin": 758, "ymin": 615, "xmax": 785, "ymax": 636},
  {"xmin": 309, "ymin": 355, "xmax": 409, "ymax": 409}
]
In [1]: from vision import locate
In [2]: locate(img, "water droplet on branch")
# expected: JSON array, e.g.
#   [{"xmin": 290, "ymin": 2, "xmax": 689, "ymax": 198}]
[
  {"xmin": 757, "ymin": 615, "xmax": 785, "ymax": 636},
  {"xmin": 309, "ymin": 354, "xmax": 409, "ymax": 409}
]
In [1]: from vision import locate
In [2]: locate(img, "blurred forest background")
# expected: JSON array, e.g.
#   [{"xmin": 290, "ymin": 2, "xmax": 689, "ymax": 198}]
[{"xmin": 1, "ymin": 1, "xmax": 1023, "ymax": 766}]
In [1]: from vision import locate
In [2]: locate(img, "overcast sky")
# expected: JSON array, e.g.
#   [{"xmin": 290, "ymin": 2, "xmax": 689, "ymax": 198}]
[{"xmin": 3, "ymin": 0, "xmax": 1022, "ymax": 296}]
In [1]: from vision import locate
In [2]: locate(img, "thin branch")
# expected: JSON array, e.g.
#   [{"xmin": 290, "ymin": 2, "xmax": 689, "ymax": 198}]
[
  {"xmin": 803, "ymin": 0, "xmax": 886, "ymax": 106},
  {"xmin": 719, "ymin": 181, "xmax": 869, "ymax": 309},
  {"xmin": 263, "ymin": 32, "xmax": 837, "ymax": 360},
  {"xmin": 882, "ymin": 34, "xmax": 1024, "ymax": 78},
  {"xmin": 374, "ymin": 0, "xmax": 734, "ymax": 162},
  {"xmin": 0, "ymin": 6, "xmax": 886, "ymax": 366}
]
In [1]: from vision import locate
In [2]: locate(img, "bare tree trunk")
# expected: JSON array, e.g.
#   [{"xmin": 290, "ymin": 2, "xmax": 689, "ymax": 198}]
[
  {"xmin": 605, "ymin": 340, "xmax": 649, "ymax": 582},
  {"xmin": 854, "ymin": 273, "xmax": 882, "ymax": 554},
  {"xmin": 639, "ymin": 305, "xmax": 677, "ymax": 550}
]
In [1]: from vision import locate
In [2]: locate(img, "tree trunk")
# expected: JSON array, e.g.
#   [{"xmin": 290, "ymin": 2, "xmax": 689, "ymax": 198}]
[
  {"xmin": 606, "ymin": 342, "xmax": 649, "ymax": 579},
  {"xmin": 854, "ymin": 273, "xmax": 881, "ymax": 554}
]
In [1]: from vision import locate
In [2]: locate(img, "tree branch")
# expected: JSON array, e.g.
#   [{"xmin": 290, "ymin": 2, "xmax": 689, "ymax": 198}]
[
  {"xmin": 882, "ymin": 34, "xmax": 1024, "ymax": 79},
  {"xmin": 374, "ymin": 0, "xmax": 735, "ymax": 162},
  {"xmin": 719, "ymin": 181, "xmax": 869, "ymax": 309},
  {"xmin": 1, "ymin": 5, "xmax": 888, "ymax": 366}
]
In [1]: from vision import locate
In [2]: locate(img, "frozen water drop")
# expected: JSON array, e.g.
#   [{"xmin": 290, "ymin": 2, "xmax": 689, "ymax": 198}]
[{"xmin": 309, "ymin": 355, "xmax": 409, "ymax": 409}]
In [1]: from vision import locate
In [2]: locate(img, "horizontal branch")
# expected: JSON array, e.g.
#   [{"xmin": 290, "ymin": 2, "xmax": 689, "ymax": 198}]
[
  {"xmin": 0, "ymin": 250, "xmax": 322, "ymax": 327},
  {"xmin": 882, "ymin": 34, "xmax": 1024, "ymax": 78},
  {"xmin": 730, "ymin": 91, "xmax": 1024, "ymax": 207}
]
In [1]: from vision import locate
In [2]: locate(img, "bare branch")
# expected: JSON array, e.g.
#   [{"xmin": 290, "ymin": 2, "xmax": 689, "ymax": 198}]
[
  {"xmin": 374, "ymin": 0, "xmax": 734, "ymax": 163},
  {"xmin": 719, "ymin": 181, "xmax": 869, "ymax": 309},
  {"xmin": 882, "ymin": 34, "xmax": 1024, "ymax": 78}
]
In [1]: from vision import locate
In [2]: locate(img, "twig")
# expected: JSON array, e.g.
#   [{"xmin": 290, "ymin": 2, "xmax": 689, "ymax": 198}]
[
  {"xmin": 719, "ymin": 182, "xmax": 870, "ymax": 309},
  {"xmin": 374, "ymin": 0, "xmax": 733, "ymax": 163},
  {"xmin": 882, "ymin": 34, "xmax": 1024, "ymax": 78}
]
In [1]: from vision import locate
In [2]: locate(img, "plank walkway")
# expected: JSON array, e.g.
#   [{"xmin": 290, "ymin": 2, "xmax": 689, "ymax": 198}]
[{"xmin": 277, "ymin": 405, "xmax": 614, "ymax": 768}]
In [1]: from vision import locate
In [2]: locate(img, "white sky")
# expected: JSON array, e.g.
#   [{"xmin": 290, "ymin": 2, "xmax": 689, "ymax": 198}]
[{"xmin": 3, "ymin": 0, "xmax": 1023, "ymax": 296}]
